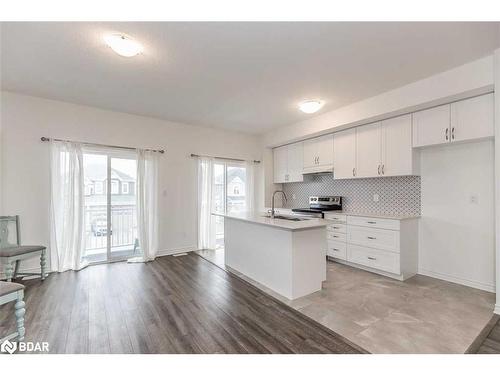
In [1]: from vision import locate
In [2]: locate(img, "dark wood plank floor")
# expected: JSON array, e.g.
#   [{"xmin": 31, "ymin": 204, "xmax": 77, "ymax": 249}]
[
  {"xmin": 469, "ymin": 314, "xmax": 500, "ymax": 354},
  {"xmin": 0, "ymin": 253, "xmax": 366, "ymax": 354}
]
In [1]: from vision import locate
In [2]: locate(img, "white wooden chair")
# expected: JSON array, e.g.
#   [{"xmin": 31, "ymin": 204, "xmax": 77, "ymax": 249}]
[
  {"xmin": 0, "ymin": 281, "xmax": 25, "ymax": 343},
  {"xmin": 0, "ymin": 216, "xmax": 47, "ymax": 282}
]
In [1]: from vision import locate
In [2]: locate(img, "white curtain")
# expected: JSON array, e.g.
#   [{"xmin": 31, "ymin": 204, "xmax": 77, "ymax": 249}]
[
  {"xmin": 198, "ymin": 157, "xmax": 216, "ymax": 250},
  {"xmin": 134, "ymin": 149, "xmax": 160, "ymax": 262},
  {"xmin": 244, "ymin": 161, "xmax": 255, "ymax": 212},
  {"xmin": 49, "ymin": 140, "xmax": 88, "ymax": 272}
]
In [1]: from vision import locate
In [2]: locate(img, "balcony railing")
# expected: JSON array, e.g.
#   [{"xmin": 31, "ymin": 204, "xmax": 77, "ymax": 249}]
[{"xmin": 84, "ymin": 204, "xmax": 137, "ymax": 254}]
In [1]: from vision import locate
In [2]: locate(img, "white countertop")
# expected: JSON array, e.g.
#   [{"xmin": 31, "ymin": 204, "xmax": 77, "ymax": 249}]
[
  {"xmin": 212, "ymin": 211, "xmax": 328, "ymax": 231},
  {"xmin": 266, "ymin": 207, "xmax": 420, "ymax": 221},
  {"xmin": 323, "ymin": 211, "xmax": 420, "ymax": 220}
]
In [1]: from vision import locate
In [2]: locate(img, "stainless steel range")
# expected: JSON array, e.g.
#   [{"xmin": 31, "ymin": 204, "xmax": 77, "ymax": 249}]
[{"xmin": 292, "ymin": 196, "xmax": 343, "ymax": 218}]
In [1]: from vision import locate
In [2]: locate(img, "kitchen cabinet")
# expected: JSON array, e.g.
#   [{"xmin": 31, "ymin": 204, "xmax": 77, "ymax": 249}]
[
  {"xmin": 412, "ymin": 104, "xmax": 450, "ymax": 147},
  {"xmin": 355, "ymin": 122, "xmax": 382, "ymax": 178},
  {"xmin": 324, "ymin": 213, "xmax": 419, "ymax": 281},
  {"xmin": 303, "ymin": 134, "xmax": 334, "ymax": 174},
  {"xmin": 332, "ymin": 128, "xmax": 356, "ymax": 179},
  {"xmin": 273, "ymin": 142, "xmax": 304, "ymax": 183},
  {"xmin": 273, "ymin": 146, "xmax": 288, "ymax": 183},
  {"xmin": 451, "ymin": 93, "xmax": 494, "ymax": 142},
  {"xmin": 413, "ymin": 93, "xmax": 494, "ymax": 148},
  {"xmin": 333, "ymin": 114, "xmax": 417, "ymax": 179},
  {"xmin": 381, "ymin": 114, "xmax": 416, "ymax": 176}
]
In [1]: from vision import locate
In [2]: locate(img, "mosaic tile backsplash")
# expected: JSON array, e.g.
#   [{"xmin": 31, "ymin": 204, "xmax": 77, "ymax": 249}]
[{"xmin": 282, "ymin": 174, "xmax": 421, "ymax": 216}]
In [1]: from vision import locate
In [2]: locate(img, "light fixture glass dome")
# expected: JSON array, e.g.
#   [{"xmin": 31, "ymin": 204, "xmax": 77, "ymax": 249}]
[
  {"xmin": 104, "ymin": 34, "xmax": 143, "ymax": 57},
  {"xmin": 299, "ymin": 100, "xmax": 324, "ymax": 114}
]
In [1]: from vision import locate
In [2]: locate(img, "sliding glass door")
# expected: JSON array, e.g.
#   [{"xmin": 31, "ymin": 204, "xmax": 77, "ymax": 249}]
[
  {"xmin": 83, "ymin": 150, "xmax": 138, "ymax": 263},
  {"xmin": 212, "ymin": 162, "xmax": 248, "ymax": 249}
]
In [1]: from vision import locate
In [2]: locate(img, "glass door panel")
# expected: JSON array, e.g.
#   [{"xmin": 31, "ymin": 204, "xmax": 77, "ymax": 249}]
[
  {"xmin": 226, "ymin": 165, "xmax": 247, "ymax": 213},
  {"xmin": 110, "ymin": 157, "xmax": 138, "ymax": 260},
  {"xmin": 213, "ymin": 163, "xmax": 226, "ymax": 250},
  {"xmin": 83, "ymin": 153, "xmax": 108, "ymax": 263}
]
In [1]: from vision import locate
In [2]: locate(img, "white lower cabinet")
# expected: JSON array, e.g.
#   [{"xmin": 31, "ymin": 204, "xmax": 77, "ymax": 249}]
[
  {"xmin": 347, "ymin": 243, "xmax": 400, "ymax": 275},
  {"xmin": 325, "ymin": 213, "xmax": 418, "ymax": 280}
]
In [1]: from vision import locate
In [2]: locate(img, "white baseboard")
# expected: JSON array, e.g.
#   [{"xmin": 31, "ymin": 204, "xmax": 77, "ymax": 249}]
[
  {"xmin": 494, "ymin": 304, "xmax": 500, "ymax": 315},
  {"xmin": 156, "ymin": 246, "xmax": 196, "ymax": 257},
  {"xmin": 418, "ymin": 268, "xmax": 496, "ymax": 293}
]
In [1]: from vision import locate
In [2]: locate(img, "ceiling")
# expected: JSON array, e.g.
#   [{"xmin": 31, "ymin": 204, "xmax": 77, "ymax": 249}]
[{"xmin": 1, "ymin": 22, "xmax": 499, "ymax": 134}]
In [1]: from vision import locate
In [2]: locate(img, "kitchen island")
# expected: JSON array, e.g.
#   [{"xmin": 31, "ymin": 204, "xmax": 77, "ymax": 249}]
[{"xmin": 213, "ymin": 211, "xmax": 328, "ymax": 300}]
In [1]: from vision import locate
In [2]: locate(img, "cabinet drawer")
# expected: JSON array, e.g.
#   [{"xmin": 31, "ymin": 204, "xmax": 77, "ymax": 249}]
[
  {"xmin": 324, "ymin": 213, "xmax": 346, "ymax": 223},
  {"xmin": 347, "ymin": 243, "xmax": 400, "ymax": 274},
  {"xmin": 346, "ymin": 215, "xmax": 400, "ymax": 230},
  {"xmin": 327, "ymin": 240, "xmax": 347, "ymax": 260},
  {"xmin": 327, "ymin": 231, "xmax": 346, "ymax": 242},
  {"xmin": 347, "ymin": 226, "xmax": 399, "ymax": 252},
  {"xmin": 327, "ymin": 223, "xmax": 346, "ymax": 233}
]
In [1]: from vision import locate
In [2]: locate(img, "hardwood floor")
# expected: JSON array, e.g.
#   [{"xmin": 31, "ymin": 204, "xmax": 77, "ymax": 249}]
[
  {"xmin": 0, "ymin": 253, "xmax": 366, "ymax": 354},
  {"xmin": 468, "ymin": 314, "xmax": 500, "ymax": 354}
]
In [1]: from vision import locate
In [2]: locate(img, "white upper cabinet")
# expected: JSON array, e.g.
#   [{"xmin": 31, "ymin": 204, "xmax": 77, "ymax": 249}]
[
  {"xmin": 412, "ymin": 93, "xmax": 494, "ymax": 148},
  {"xmin": 451, "ymin": 93, "xmax": 494, "ymax": 142},
  {"xmin": 286, "ymin": 142, "xmax": 304, "ymax": 182},
  {"xmin": 303, "ymin": 134, "xmax": 334, "ymax": 173},
  {"xmin": 333, "ymin": 128, "xmax": 356, "ymax": 179},
  {"xmin": 273, "ymin": 146, "xmax": 288, "ymax": 183},
  {"xmin": 356, "ymin": 122, "xmax": 382, "ymax": 178},
  {"xmin": 412, "ymin": 104, "xmax": 450, "ymax": 147},
  {"xmin": 381, "ymin": 114, "xmax": 416, "ymax": 176},
  {"xmin": 273, "ymin": 142, "xmax": 304, "ymax": 183}
]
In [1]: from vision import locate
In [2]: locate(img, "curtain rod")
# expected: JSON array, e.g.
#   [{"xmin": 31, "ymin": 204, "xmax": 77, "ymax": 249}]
[
  {"xmin": 190, "ymin": 153, "xmax": 260, "ymax": 164},
  {"xmin": 40, "ymin": 137, "xmax": 165, "ymax": 154}
]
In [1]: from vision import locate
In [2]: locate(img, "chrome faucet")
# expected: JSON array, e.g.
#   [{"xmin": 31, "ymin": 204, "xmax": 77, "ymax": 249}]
[{"xmin": 271, "ymin": 190, "xmax": 287, "ymax": 219}]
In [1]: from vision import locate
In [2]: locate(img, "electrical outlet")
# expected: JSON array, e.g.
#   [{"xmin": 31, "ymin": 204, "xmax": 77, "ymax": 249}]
[
  {"xmin": 470, "ymin": 194, "xmax": 479, "ymax": 204},
  {"xmin": 373, "ymin": 194, "xmax": 379, "ymax": 202}
]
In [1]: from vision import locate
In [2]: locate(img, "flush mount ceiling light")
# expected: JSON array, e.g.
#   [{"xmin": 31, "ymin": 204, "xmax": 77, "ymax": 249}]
[
  {"xmin": 298, "ymin": 100, "xmax": 324, "ymax": 114},
  {"xmin": 104, "ymin": 34, "xmax": 143, "ymax": 57}
]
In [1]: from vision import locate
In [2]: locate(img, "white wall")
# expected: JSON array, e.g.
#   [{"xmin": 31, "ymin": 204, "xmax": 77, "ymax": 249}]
[
  {"xmin": 0, "ymin": 91, "xmax": 261, "ymax": 272},
  {"xmin": 418, "ymin": 140, "xmax": 495, "ymax": 292},
  {"xmin": 263, "ymin": 55, "xmax": 494, "ymax": 147}
]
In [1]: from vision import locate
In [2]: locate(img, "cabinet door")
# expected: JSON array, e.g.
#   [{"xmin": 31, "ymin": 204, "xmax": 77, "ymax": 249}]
[
  {"xmin": 287, "ymin": 142, "xmax": 304, "ymax": 182},
  {"xmin": 451, "ymin": 93, "xmax": 494, "ymax": 142},
  {"xmin": 356, "ymin": 122, "xmax": 382, "ymax": 178},
  {"xmin": 303, "ymin": 138, "xmax": 318, "ymax": 170},
  {"xmin": 316, "ymin": 134, "xmax": 334, "ymax": 167},
  {"xmin": 381, "ymin": 114, "xmax": 413, "ymax": 176},
  {"xmin": 273, "ymin": 146, "xmax": 288, "ymax": 183},
  {"xmin": 412, "ymin": 104, "xmax": 450, "ymax": 147},
  {"xmin": 333, "ymin": 128, "xmax": 356, "ymax": 179}
]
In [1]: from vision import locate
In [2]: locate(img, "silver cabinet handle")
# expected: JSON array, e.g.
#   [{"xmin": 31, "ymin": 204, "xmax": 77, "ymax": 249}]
[
  {"xmin": 333, "ymin": 226, "xmax": 339, "ymax": 229},
  {"xmin": 378, "ymin": 164, "xmax": 381, "ymax": 175},
  {"xmin": 332, "ymin": 248, "xmax": 339, "ymax": 252},
  {"xmin": 333, "ymin": 235, "xmax": 339, "ymax": 238},
  {"xmin": 352, "ymin": 167, "xmax": 356, "ymax": 177},
  {"xmin": 445, "ymin": 127, "xmax": 449, "ymax": 141},
  {"xmin": 367, "ymin": 236, "xmax": 376, "ymax": 240},
  {"xmin": 451, "ymin": 127, "xmax": 455, "ymax": 140},
  {"xmin": 367, "ymin": 256, "xmax": 377, "ymax": 260},
  {"xmin": 382, "ymin": 164, "xmax": 385, "ymax": 175},
  {"xmin": 367, "ymin": 221, "xmax": 377, "ymax": 224},
  {"xmin": 317, "ymin": 156, "xmax": 320, "ymax": 164}
]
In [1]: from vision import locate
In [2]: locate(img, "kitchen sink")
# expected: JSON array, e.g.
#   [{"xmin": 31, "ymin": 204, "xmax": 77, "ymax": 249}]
[{"xmin": 262, "ymin": 214, "xmax": 310, "ymax": 221}]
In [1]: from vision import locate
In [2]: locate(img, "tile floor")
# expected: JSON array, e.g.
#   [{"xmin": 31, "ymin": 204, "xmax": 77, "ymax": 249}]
[{"xmin": 196, "ymin": 249, "xmax": 496, "ymax": 353}]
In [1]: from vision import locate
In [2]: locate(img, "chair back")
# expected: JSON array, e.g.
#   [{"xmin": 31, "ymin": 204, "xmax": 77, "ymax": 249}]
[{"xmin": 0, "ymin": 216, "xmax": 20, "ymax": 248}]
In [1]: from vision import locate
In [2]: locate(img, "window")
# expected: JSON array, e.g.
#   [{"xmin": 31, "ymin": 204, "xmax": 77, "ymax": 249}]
[
  {"xmin": 111, "ymin": 180, "xmax": 119, "ymax": 194},
  {"xmin": 122, "ymin": 183, "xmax": 129, "ymax": 194},
  {"xmin": 95, "ymin": 181, "xmax": 103, "ymax": 194}
]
